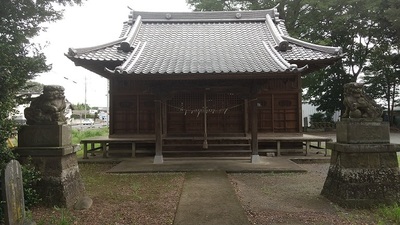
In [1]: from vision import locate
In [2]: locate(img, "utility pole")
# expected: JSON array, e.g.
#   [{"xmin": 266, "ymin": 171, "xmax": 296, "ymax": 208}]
[
  {"xmin": 64, "ymin": 76, "xmax": 86, "ymax": 122},
  {"xmin": 84, "ymin": 75, "xmax": 87, "ymax": 119}
]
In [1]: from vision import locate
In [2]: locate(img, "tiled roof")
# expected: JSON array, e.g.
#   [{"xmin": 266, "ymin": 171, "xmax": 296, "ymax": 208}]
[{"xmin": 66, "ymin": 8, "xmax": 342, "ymax": 76}]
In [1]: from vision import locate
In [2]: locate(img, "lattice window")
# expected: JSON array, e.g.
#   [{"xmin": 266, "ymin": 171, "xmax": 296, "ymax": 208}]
[{"xmin": 166, "ymin": 92, "xmax": 244, "ymax": 135}]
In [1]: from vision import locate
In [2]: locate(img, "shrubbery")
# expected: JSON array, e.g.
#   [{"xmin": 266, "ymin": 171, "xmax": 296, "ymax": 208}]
[
  {"xmin": 309, "ymin": 112, "xmax": 334, "ymax": 123},
  {"xmin": 0, "ymin": 145, "xmax": 41, "ymax": 223}
]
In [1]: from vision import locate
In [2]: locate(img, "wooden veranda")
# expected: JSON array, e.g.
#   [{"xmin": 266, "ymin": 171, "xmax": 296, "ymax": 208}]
[{"xmin": 80, "ymin": 133, "xmax": 332, "ymax": 160}]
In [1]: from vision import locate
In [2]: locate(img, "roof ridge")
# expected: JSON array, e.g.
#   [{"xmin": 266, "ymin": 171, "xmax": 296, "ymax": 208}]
[
  {"xmin": 110, "ymin": 41, "xmax": 148, "ymax": 74},
  {"xmin": 262, "ymin": 41, "xmax": 298, "ymax": 72},
  {"xmin": 128, "ymin": 9, "xmax": 277, "ymax": 24},
  {"xmin": 125, "ymin": 42, "xmax": 147, "ymax": 73},
  {"xmin": 265, "ymin": 14, "xmax": 289, "ymax": 51},
  {"xmin": 113, "ymin": 41, "xmax": 143, "ymax": 74},
  {"xmin": 120, "ymin": 15, "xmax": 142, "ymax": 52},
  {"xmin": 282, "ymin": 36, "xmax": 342, "ymax": 55}
]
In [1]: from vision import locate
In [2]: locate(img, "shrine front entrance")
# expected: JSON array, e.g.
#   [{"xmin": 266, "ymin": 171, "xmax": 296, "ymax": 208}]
[{"xmin": 166, "ymin": 91, "xmax": 246, "ymax": 137}]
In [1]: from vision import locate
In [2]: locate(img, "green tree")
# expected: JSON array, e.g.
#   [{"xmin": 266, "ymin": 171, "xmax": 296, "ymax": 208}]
[
  {"xmin": 186, "ymin": 0, "xmax": 397, "ymax": 115},
  {"xmin": 22, "ymin": 81, "xmax": 45, "ymax": 95},
  {"xmin": 363, "ymin": 2, "xmax": 400, "ymax": 125},
  {"xmin": 385, "ymin": 0, "xmax": 400, "ymax": 45},
  {"xmin": 72, "ymin": 103, "xmax": 91, "ymax": 110},
  {"xmin": 0, "ymin": 0, "xmax": 82, "ymax": 221}
]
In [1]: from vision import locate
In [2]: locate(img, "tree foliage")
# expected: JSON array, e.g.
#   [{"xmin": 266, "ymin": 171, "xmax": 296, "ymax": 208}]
[
  {"xmin": 186, "ymin": 0, "xmax": 400, "ymax": 115},
  {"xmin": 0, "ymin": 0, "xmax": 82, "ymax": 220},
  {"xmin": 72, "ymin": 103, "xmax": 91, "ymax": 110},
  {"xmin": 0, "ymin": 0, "xmax": 82, "ymax": 152}
]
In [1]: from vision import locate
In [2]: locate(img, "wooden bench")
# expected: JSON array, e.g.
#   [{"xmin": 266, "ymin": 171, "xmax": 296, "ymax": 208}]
[
  {"xmin": 80, "ymin": 134, "xmax": 332, "ymax": 158},
  {"xmin": 80, "ymin": 136, "xmax": 155, "ymax": 159},
  {"xmin": 258, "ymin": 133, "xmax": 332, "ymax": 156}
]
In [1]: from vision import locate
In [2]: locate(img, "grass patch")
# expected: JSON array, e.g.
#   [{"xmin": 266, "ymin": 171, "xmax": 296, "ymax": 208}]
[
  {"xmin": 72, "ymin": 127, "xmax": 108, "ymax": 156},
  {"xmin": 71, "ymin": 127, "xmax": 108, "ymax": 145},
  {"xmin": 377, "ymin": 203, "xmax": 400, "ymax": 224},
  {"xmin": 31, "ymin": 163, "xmax": 185, "ymax": 225}
]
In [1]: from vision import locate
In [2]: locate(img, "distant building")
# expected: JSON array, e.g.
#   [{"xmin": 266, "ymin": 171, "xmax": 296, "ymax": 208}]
[{"xmin": 302, "ymin": 102, "xmax": 340, "ymax": 127}]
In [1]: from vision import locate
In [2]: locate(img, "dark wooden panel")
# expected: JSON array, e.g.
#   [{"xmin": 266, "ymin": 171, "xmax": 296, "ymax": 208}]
[
  {"xmin": 256, "ymin": 92, "xmax": 299, "ymax": 133},
  {"xmin": 166, "ymin": 92, "xmax": 244, "ymax": 135},
  {"xmin": 112, "ymin": 94, "xmax": 155, "ymax": 135},
  {"xmin": 138, "ymin": 95, "xmax": 155, "ymax": 133}
]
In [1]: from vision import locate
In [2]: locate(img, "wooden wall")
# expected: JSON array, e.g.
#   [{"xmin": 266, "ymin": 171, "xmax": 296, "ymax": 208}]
[{"xmin": 109, "ymin": 75, "xmax": 301, "ymax": 136}]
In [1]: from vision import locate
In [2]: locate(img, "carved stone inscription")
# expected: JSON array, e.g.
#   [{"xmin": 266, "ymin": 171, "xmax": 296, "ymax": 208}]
[{"xmin": 1, "ymin": 160, "xmax": 34, "ymax": 225}]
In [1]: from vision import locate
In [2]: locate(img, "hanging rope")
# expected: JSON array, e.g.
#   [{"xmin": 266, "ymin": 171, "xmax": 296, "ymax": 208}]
[{"xmin": 155, "ymin": 98, "xmax": 257, "ymax": 116}]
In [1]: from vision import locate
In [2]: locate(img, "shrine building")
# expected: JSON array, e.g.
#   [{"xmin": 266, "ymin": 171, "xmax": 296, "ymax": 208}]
[{"xmin": 66, "ymin": 8, "xmax": 342, "ymax": 163}]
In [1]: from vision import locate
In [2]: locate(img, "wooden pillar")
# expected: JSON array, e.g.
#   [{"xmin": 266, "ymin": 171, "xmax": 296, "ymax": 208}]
[
  {"xmin": 154, "ymin": 99, "xmax": 163, "ymax": 164},
  {"xmin": 162, "ymin": 98, "xmax": 167, "ymax": 137},
  {"xmin": 244, "ymin": 99, "xmax": 249, "ymax": 134},
  {"xmin": 250, "ymin": 95, "xmax": 260, "ymax": 163}
]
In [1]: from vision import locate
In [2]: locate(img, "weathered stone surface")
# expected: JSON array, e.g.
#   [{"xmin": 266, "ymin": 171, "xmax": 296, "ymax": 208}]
[
  {"xmin": 336, "ymin": 120, "xmax": 389, "ymax": 144},
  {"xmin": 321, "ymin": 165, "xmax": 400, "ymax": 208},
  {"xmin": 74, "ymin": 196, "xmax": 93, "ymax": 210},
  {"xmin": 18, "ymin": 154, "xmax": 86, "ymax": 208},
  {"xmin": 1, "ymin": 160, "xmax": 36, "ymax": 225},
  {"xmin": 24, "ymin": 85, "xmax": 67, "ymax": 125},
  {"xmin": 18, "ymin": 125, "xmax": 72, "ymax": 147},
  {"xmin": 15, "ymin": 145, "xmax": 79, "ymax": 157},
  {"xmin": 342, "ymin": 82, "xmax": 382, "ymax": 119},
  {"xmin": 322, "ymin": 120, "xmax": 400, "ymax": 208},
  {"xmin": 328, "ymin": 143, "xmax": 398, "ymax": 153},
  {"xmin": 16, "ymin": 123, "xmax": 87, "ymax": 209}
]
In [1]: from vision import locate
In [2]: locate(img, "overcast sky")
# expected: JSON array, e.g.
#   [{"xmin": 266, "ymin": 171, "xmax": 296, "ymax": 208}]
[{"xmin": 34, "ymin": 0, "xmax": 191, "ymax": 107}]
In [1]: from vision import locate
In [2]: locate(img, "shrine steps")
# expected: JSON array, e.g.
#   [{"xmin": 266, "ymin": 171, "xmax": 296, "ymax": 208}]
[
  {"xmin": 106, "ymin": 137, "xmax": 252, "ymax": 157},
  {"xmin": 162, "ymin": 137, "xmax": 251, "ymax": 151}
]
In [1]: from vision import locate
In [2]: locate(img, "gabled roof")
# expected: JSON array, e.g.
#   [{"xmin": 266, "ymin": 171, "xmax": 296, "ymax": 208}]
[{"xmin": 66, "ymin": 8, "xmax": 342, "ymax": 77}]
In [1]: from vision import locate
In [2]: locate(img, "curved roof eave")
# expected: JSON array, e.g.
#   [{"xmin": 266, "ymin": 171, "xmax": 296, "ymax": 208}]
[
  {"xmin": 67, "ymin": 37, "xmax": 126, "ymax": 57},
  {"xmin": 103, "ymin": 69, "xmax": 302, "ymax": 80},
  {"xmin": 282, "ymin": 35, "xmax": 342, "ymax": 56}
]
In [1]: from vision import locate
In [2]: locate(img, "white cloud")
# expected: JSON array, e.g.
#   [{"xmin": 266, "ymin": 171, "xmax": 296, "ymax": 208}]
[{"xmin": 34, "ymin": 0, "xmax": 191, "ymax": 107}]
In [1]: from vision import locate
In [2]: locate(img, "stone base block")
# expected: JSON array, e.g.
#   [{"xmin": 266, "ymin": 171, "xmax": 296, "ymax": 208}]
[
  {"xmin": 336, "ymin": 120, "xmax": 389, "ymax": 144},
  {"xmin": 328, "ymin": 144, "xmax": 399, "ymax": 168},
  {"xmin": 322, "ymin": 143, "xmax": 400, "ymax": 208},
  {"xmin": 18, "ymin": 125, "xmax": 72, "ymax": 147},
  {"xmin": 153, "ymin": 155, "xmax": 164, "ymax": 164},
  {"xmin": 321, "ymin": 165, "xmax": 400, "ymax": 208},
  {"xmin": 14, "ymin": 145, "xmax": 80, "ymax": 157},
  {"xmin": 251, "ymin": 154, "xmax": 261, "ymax": 163},
  {"xmin": 18, "ymin": 153, "xmax": 85, "ymax": 208}
]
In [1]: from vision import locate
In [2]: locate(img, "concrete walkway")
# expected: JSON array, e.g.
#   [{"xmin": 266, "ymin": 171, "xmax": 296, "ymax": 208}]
[{"xmin": 173, "ymin": 171, "xmax": 250, "ymax": 225}]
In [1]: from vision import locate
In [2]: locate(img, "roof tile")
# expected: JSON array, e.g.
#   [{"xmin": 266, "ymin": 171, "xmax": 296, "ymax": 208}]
[{"xmin": 67, "ymin": 10, "xmax": 341, "ymax": 75}]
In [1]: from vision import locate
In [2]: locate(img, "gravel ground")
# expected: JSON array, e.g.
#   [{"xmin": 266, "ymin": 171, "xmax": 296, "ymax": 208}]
[
  {"xmin": 31, "ymin": 163, "xmax": 383, "ymax": 224},
  {"xmin": 229, "ymin": 163, "xmax": 378, "ymax": 225}
]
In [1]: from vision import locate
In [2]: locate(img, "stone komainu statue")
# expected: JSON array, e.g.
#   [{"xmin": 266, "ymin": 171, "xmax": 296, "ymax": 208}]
[
  {"xmin": 24, "ymin": 85, "xmax": 67, "ymax": 125},
  {"xmin": 342, "ymin": 82, "xmax": 382, "ymax": 119}
]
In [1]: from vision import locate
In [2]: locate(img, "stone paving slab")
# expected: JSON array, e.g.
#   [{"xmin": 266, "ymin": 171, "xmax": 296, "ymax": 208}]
[
  {"xmin": 173, "ymin": 171, "xmax": 250, "ymax": 225},
  {"xmin": 106, "ymin": 156, "xmax": 320, "ymax": 173}
]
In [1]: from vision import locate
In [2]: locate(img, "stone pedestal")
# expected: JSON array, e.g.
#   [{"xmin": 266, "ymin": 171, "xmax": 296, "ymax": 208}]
[
  {"xmin": 15, "ymin": 125, "xmax": 86, "ymax": 208},
  {"xmin": 321, "ymin": 119, "xmax": 400, "ymax": 208}
]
